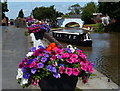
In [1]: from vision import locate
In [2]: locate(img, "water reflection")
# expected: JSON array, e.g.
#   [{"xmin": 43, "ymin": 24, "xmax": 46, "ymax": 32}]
[{"xmin": 58, "ymin": 29, "xmax": 119, "ymax": 86}]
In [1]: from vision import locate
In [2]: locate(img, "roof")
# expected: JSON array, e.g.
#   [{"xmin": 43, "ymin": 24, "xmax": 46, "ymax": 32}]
[{"xmin": 93, "ymin": 13, "xmax": 102, "ymax": 15}]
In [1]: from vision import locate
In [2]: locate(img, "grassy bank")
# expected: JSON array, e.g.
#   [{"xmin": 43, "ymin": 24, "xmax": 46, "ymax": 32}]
[{"xmin": 84, "ymin": 23, "xmax": 104, "ymax": 32}]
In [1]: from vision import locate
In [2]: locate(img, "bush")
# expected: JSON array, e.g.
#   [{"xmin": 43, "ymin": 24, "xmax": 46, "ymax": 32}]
[
  {"xmin": 94, "ymin": 23, "xmax": 104, "ymax": 32},
  {"xmin": 104, "ymin": 23, "xmax": 120, "ymax": 32}
]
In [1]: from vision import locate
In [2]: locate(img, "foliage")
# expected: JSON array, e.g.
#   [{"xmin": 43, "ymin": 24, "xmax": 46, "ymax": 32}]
[
  {"xmin": 68, "ymin": 3, "xmax": 81, "ymax": 15},
  {"xmin": 98, "ymin": 2, "xmax": 120, "ymax": 22},
  {"xmin": 32, "ymin": 5, "xmax": 63, "ymax": 21},
  {"xmin": 93, "ymin": 23, "xmax": 104, "ymax": 32},
  {"xmin": 98, "ymin": 2, "xmax": 120, "ymax": 32},
  {"xmin": 81, "ymin": 2, "xmax": 98, "ymax": 24},
  {"xmin": 104, "ymin": 22, "xmax": 120, "ymax": 32},
  {"xmin": 2, "ymin": 2, "xmax": 9, "ymax": 12},
  {"xmin": 18, "ymin": 9, "xmax": 24, "ymax": 18},
  {"xmin": 1, "ymin": 2, "xmax": 9, "ymax": 19},
  {"xmin": 16, "ymin": 43, "xmax": 93, "ymax": 88}
]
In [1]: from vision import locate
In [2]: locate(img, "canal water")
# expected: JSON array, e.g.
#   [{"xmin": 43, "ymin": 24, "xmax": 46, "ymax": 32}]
[{"xmin": 56, "ymin": 28, "xmax": 119, "ymax": 86}]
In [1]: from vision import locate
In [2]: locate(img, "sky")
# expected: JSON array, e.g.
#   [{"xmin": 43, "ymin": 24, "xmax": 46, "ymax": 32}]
[{"xmin": 4, "ymin": 0, "xmax": 98, "ymax": 19}]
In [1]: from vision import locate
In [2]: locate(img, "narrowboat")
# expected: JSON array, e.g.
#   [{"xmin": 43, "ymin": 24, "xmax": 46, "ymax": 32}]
[{"xmin": 52, "ymin": 31, "xmax": 92, "ymax": 46}]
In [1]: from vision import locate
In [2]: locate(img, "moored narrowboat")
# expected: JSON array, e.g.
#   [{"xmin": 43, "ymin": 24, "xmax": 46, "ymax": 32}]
[{"xmin": 52, "ymin": 31, "xmax": 92, "ymax": 46}]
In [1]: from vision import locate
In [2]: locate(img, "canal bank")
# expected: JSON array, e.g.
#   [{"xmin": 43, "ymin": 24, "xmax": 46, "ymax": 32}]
[{"xmin": 77, "ymin": 68, "xmax": 118, "ymax": 89}]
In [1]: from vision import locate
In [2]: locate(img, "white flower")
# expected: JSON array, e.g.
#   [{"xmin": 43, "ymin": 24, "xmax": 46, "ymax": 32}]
[
  {"xmin": 55, "ymin": 62, "xmax": 58, "ymax": 66},
  {"xmin": 26, "ymin": 52, "xmax": 33, "ymax": 57},
  {"xmin": 67, "ymin": 45, "xmax": 75, "ymax": 53},
  {"xmin": 20, "ymin": 78, "xmax": 28, "ymax": 86},
  {"xmin": 16, "ymin": 68, "xmax": 23, "ymax": 80},
  {"xmin": 58, "ymin": 73, "xmax": 61, "ymax": 78}
]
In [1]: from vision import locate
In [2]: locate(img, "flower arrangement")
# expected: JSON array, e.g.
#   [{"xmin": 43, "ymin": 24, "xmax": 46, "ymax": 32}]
[
  {"xmin": 26, "ymin": 17, "xmax": 34, "ymax": 23},
  {"xmin": 16, "ymin": 43, "xmax": 93, "ymax": 88},
  {"xmin": 27, "ymin": 23, "xmax": 50, "ymax": 34}
]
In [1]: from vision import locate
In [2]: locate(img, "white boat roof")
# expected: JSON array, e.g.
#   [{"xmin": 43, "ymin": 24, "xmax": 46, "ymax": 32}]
[{"xmin": 53, "ymin": 31, "xmax": 83, "ymax": 35}]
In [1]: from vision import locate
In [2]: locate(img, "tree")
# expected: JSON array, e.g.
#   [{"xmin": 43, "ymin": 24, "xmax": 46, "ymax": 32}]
[
  {"xmin": 81, "ymin": 2, "xmax": 98, "ymax": 24},
  {"xmin": 98, "ymin": 2, "xmax": 120, "ymax": 32},
  {"xmin": 1, "ymin": 1, "xmax": 9, "ymax": 19},
  {"xmin": 18, "ymin": 9, "xmax": 24, "ymax": 18},
  {"xmin": 98, "ymin": 2, "xmax": 120, "ymax": 22},
  {"xmin": 68, "ymin": 3, "xmax": 81, "ymax": 15},
  {"xmin": 32, "ymin": 5, "xmax": 63, "ymax": 21}
]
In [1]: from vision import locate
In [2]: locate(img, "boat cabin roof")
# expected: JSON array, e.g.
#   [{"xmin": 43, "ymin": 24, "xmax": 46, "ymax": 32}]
[{"xmin": 53, "ymin": 31, "xmax": 84, "ymax": 35}]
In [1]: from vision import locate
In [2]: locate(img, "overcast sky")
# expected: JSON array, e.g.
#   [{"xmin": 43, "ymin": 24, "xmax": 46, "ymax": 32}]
[{"xmin": 4, "ymin": 0, "xmax": 98, "ymax": 19}]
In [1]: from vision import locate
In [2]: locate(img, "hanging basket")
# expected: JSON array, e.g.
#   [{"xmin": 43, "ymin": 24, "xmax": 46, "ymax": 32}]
[{"xmin": 34, "ymin": 31, "xmax": 45, "ymax": 40}]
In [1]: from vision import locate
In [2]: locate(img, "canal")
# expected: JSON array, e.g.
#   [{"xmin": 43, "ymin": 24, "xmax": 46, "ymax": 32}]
[{"xmin": 54, "ymin": 28, "xmax": 119, "ymax": 86}]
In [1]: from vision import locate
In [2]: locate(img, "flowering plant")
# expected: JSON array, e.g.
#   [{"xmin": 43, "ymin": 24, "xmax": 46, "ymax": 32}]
[
  {"xmin": 26, "ymin": 17, "xmax": 34, "ymax": 23},
  {"xmin": 27, "ymin": 23, "xmax": 50, "ymax": 33},
  {"xmin": 16, "ymin": 43, "xmax": 93, "ymax": 88}
]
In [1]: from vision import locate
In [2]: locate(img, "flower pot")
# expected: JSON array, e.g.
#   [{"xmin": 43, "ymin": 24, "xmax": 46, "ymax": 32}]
[
  {"xmin": 34, "ymin": 31, "xmax": 45, "ymax": 40},
  {"xmin": 38, "ymin": 75, "xmax": 78, "ymax": 91}
]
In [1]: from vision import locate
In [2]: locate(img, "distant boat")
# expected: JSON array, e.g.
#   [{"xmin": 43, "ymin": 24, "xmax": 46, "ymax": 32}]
[{"xmin": 52, "ymin": 31, "xmax": 92, "ymax": 47}]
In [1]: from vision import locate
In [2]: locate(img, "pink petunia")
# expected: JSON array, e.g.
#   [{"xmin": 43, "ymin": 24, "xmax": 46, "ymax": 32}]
[
  {"xmin": 61, "ymin": 53, "xmax": 70, "ymax": 58},
  {"xmin": 18, "ymin": 63, "xmax": 23, "ymax": 68},
  {"xmin": 22, "ymin": 58, "xmax": 27, "ymax": 62},
  {"xmin": 88, "ymin": 67, "xmax": 93, "ymax": 73},
  {"xmin": 65, "ymin": 67, "xmax": 72, "ymax": 76},
  {"xmin": 55, "ymin": 49, "xmax": 63, "ymax": 55},
  {"xmin": 70, "ymin": 54, "xmax": 78, "ymax": 59},
  {"xmin": 73, "ymin": 68, "xmax": 80, "ymax": 76},
  {"xmin": 76, "ymin": 49, "xmax": 82, "ymax": 53},
  {"xmin": 32, "ymin": 81, "xmax": 37, "ymax": 86},
  {"xmin": 23, "ymin": 62, "xmax": 29, "ymax": 68},
  {"xmin": 66, "ymin": 59, "xmax": 74, "ymax": 64},
  {"xmin": 80, "ymin": 62, "xmax": 87, "ymax": 71},
  {"xmin": 59, "ymin": 66, "xmax": 65, "ymax": 74},
  {"xmin": 82, "ymin": 76, "xmax": 88, "ymax": 84},
  {"xmin": 29, "ymin": 61, "xmax": 37, "ymax": 68},
  {"xmin": 70, "ymin": 58, "xmax": 79, "ymax": 63},
  {"xmin": 80, "ymin": 53, "xmax": 87, "ymax": 61},
  {"xmin": 51, "ymin": 55, "xmax": 56, "ymax": 60}
]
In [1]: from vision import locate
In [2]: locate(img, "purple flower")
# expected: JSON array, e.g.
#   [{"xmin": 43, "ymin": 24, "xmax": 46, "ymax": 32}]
[
  {"xmin": 44, "ymin": 50, "xmax": 49, "ymax": 53},
  {"xmin": 66, "ymin": 48, "xmax": 72, "ymax": 53},
  {"xmin": 59, "ymin": 64, "xmax": 64, "ymax": 67},
  {"xmin": 38, "ymin": 45, "xmax": 45, "ymax": 49},
  {"xmin": 22, "ymin": 67, "xmax": 27, "ymax": 72},
  {"xmin": 27, "ymin": 59, "xmax": 33, "ymax": 64},
  {"xmin": 41, "ymin": 57, "xmax": 47, "ymax": 63},
  {"xmin": 37, "ymin": 63, "xmax": 44, "ymax": 68},
  {"xmin": 57, "ymin": 55, "xmax": 62, "ymax": 59},
  {"xmin": 50, "ymin": 67, "xmax": 57, "ymax": 73},
  {"xmin": 53, "ymin": 72, "xmax": 60, "ymax": 78},
  {"xmin": 30, "ymin": 47, "xmax": 36, "ymax": 52},
  {"xmin": 28, "ymin": 20, "xmax": 33, "ymax": 23},
  {"xmin": 46, "ymin": 65, "xmax": 52, "ymax": 71},
  {"xmin": 23, "ymin": 73, "xmax": 30, "ymax": 79},
  {"xmin": 33, "ymin": 58, "xmax": 37, "ymax": 61},
  {"xmin": 31, "ymin": 68, "xmax": 36, "ymax": 74},
  {"xmin": 43, "ymin": 54, "xmax": 49, "ymax": 58}
]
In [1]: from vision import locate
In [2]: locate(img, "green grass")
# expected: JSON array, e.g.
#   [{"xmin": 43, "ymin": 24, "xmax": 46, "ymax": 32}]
[
  {"xmin": 85, "ymin": 23, "xmax": 100, "ymax": 27},
  {"xmin": 75, "ymin": 87, "xmax": 83, "ymax": 91}
]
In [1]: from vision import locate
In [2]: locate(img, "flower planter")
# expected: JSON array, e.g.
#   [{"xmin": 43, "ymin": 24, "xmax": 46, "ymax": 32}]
[
  {"xmin": 38, "ymin": 75, "xmax": 78, "ymax": 91},
  {"xmin": 34, "ymin": 31, "xmax": 45, "ymax": 40}
]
